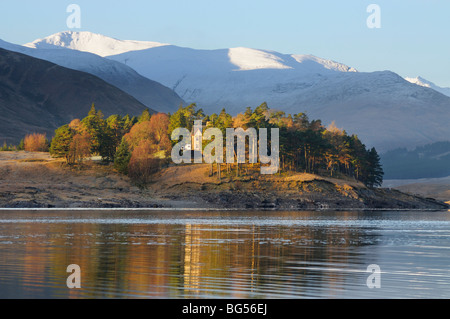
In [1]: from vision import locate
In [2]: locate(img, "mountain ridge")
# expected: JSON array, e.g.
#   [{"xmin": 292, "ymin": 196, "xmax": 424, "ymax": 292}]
[
  {"xmin": 24, "ymin": 30, "xmax": 169, "ymax": 57},
  {"xmin": 0, "ymin": 48, "xmax": 150, "ymax": 144},
  {"xmin": 14, "ymin": 31, "xmax": 450, "ymax": 152},
  {"xmin": 0, "ymin": 38, "xmax": 184, "ymax": 113},
  {"xmin": 405, "ymin": 76, "xmax": 450, "ymax": 97}
]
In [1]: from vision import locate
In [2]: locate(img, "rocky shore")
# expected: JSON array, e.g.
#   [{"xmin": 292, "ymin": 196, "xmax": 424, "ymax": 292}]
[
  {"xmin": 156, "ymin": 175, "xmax": 449, "ymax": 211},
  {"xmin": 0, "ymin": 152, "xmax": 448, "ymax": 210}
]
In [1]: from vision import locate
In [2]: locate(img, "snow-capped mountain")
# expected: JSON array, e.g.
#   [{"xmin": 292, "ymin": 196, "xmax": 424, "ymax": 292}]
[
  {"xmin": 20, "ymin": 32, "xmax": 450, "ymax": 152},
  {"xmin": 0, "ymin": 38, "xmax": 183, "ymax": 113},
  {"xmin": 405, "ymin": 76, "xmax": 450, "ymax": 97},
  {"xmin": 24, "ymin": 31, "xmax": 168, "ymax": 57}
]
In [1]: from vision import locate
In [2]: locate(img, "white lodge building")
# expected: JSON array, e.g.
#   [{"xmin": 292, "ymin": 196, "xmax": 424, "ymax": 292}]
[{"xmin": 182, "ymin": 126, "xmax": 203, "ymax": 152}]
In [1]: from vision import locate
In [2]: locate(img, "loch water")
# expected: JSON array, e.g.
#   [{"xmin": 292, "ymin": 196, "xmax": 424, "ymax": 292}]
[{"xmin": 0, "ymin": 210, "xmax": 449, "ymax": 298}]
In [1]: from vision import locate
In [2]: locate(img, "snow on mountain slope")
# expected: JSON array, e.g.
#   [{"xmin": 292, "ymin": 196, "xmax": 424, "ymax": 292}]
[
  {"xmin": 106, "ymin": 47, "xmax": 450, "ymax": 152},
  {"xmin": 228, "ymin": 48, "xmax": 292, "ymax": 71},
  {"xmin": 27, "ymin": 31, "xmax": 355, "ymax": 73},
  {"xmin": 22, "ymin": 32, "xmax": 450, "ymax": 152},
  {"xmin": 102, "ymin": 44, "xmax": 357, "ymax": 103},
  {"xmin": 24, "ymin": 31, "xmax": 168, "ymax": 57},
  {"xmin": 0, "ymin": 38, "xmax": 183, "ymax": 113},
  {"xmin": 405, "ymin": 76, "xmax": 450, "ymax": 97}
]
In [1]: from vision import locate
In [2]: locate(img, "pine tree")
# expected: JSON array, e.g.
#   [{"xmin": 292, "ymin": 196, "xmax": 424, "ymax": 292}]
[
  {"xmin": 168, "ymin": 109, "xmax": 187, "ymax": 137},
  {"xmin": 81, "ymin": 105, "xmax": 107, "ymax": 157},
  {"xmin": 138, "ymin": 108, "xmax": 152, "ymax": 123},
  {"xmin": 88, "ymin": 103, "xmax": 97, "ymax": 116},
  {"xmin": 123, "ymin": 114, "xmax": 136, "ymax": 133},
  {"xmin": 114, "ymin": 139, "xmax": 132, "ymax": 174},
  {"xmin": 49, "ymin": 125, "xmax": 74, "ymax": 162},
  {"xmin": 365, "ymin": 147, "xmax": 384, "ymax": 187},
  {"xmin": 17, "ymin": 139, "xmax": 25, "ymax": 151}
]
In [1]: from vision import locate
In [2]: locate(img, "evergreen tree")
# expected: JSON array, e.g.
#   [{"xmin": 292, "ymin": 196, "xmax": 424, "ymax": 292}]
[
  {"xmin": 123, "ymin": 114, "xmax": 136, "ymax": 133},
  {"xmin": 88, "ymin": 103, "xmax": 97, "ymax": 116},
  {"xmin": 114, "ymin": 139, "xmax": 132, "ymax": 174},
  {"xmin": 249, "ymin": 102, "xmax": 270, "ymax": 129},
  {"xmin": 1, "ymin": 141, "xmax": 8, "ymax": 151},
  {"xmin": 365, "ymin": 147, "xmax": 384, "ymax": 187},
  {"xmin": 168, "ymin": 103, "xmax": 204, "ymax": 135},
  {"xmin": 17, "ymin": 139, "xmax": 25, "ymax": 151},
  {"xmin": 168, "ymin": 108, "xmax": 187, "ymax": 137},
  {"xmin": 81, "ymin": 105, "xmax": 108, "ymax": 158},
  {"xmin": 215, "ymin": 108, "xmax": 233, "ymax": 134},
  {"xmin": 49, "ymin": 125, "xmax": 74, "ymax": 162},
  {"xmin": 138, "ymin": 108, "xmax": 152, "ymax": 123},
  {"xmin": 348, "ymin": 135, "xmax": 367, "ymax": 180}
]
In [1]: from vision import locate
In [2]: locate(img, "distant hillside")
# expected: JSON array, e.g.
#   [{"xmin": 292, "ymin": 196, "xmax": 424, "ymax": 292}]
[
  {"xmin": 0, "ymin": 48, "xmax": 150, "ymax": 144},
  {"xmin": 382, "ymin": 141, "xmax": 450, "ymax": 179},
  {"xmin": 0, "ymin": 38, "xmax": 184, "ymax": 113},
  {"xmin": 30, "ymin": 31, "xmax": 450, "ymax": 152},
  {"xmin": 405, "ymin": 76, "xmax": 450, "ymax": 97}
]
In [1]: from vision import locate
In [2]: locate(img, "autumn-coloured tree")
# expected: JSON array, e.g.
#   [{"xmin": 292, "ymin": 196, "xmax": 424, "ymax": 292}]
[
  {"xmin": 68, "ymin": 132, "xmax": 92, "ymax": 164},
  {"xmin": 128, "ymin": 139, "xmax": 160, "ymax": 185},
  {"xmin": 124, "ymin": 113, "xmax": 171, "ymax": 155},
  {"xmin": 68, "ymin": 119, "xmax": 83, "ymax": 133},
  {"xmin": 149, "ymin": 113, "xmax": 171, "ymax": 153},
  {"xmin": 123, "ymin": 120, "xmax": 154, "ymax": 150},
  {"xmin": 24, "ymin": 133, "xmax": 49, "ymax": 152}
]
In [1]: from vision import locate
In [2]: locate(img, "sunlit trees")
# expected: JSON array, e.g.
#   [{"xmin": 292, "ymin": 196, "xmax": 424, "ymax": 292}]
[
  {"xmin": 322, "ymin": 122, "xmax": 350, "ymax": 176},
  {"xmin": 24, "ymin": 133, "xmax": 49, "ymax": 152},
  {"xmin": 128, "ymin": 139, "xmax": 160, "ymax": 185},
  {"xmin": 45, "ymin": 102, "xmax": 383, "ymax": 188},
  {"xmin": 137, "ymin": 108, "xmax": 152, "ymax": 123},
  {"xmin": 123, "ymin": 120, "xmax": 153, "ymax": 150},
  {"xmin": 270, "ymin": 110, "xmax": 383, "ymax": 187},
  {"xmin": 168, "ymin": 103, "xmax": 204, "ymax": 136},
  {"xmin": 123, "ymin": 114, "xmax": 137, "ymax": 133},
  {"xmin": 50, "ymin": 125, "xmax": 74, "ymax": 162},
  {"xmin": 81, "ymin": 104, "xmax": 107, "ymax": 157},
  {"xmin": 68, "ymin": 132, "xmax": 91, "ymax": 164},
  {"xmin": 149, "ymin": 113, "xmax": 171, "ymax": 154},
  {"xmin": 124, "ymin": 113, "xmax": 171, "ymax": 155}
]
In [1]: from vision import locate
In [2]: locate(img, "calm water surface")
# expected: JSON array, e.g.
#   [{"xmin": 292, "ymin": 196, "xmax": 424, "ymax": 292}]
[{"xmin": 0, "ymin": 210, "xmax": 449, "ymax": 299}]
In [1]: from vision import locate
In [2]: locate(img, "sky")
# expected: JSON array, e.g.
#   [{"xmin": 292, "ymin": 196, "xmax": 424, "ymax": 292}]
[{"xmin": 1, "ymin": 0, "xmax": 450, "ymax": 86}]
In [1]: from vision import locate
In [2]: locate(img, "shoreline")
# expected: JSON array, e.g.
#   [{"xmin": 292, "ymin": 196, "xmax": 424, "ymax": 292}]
[
  {"xmin": 0, "ymin": 151, "xmax": 448, "ymax": 211},
  {"xmin": 0, "ymin": 207, "xmax": 448, "ymax": 212}
]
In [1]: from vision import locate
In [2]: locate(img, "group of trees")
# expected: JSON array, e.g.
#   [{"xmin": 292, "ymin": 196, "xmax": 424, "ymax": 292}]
[
  {"xmin": 272, "ymin": 112, "xmax": 383, "ymax": 187},
  {"xmin": 1, "ymin": 134, "xmax": 49, "ymax": 152},
  {"xmin": 24, "ymin": 133, "xmax": 50, "ymax": 152},
  {"xmin": 15, "ymin": 102, "xmax": 382, "ymax": 188},
  {"xmin": 50, "ymin": 105, "xmax": 136, "ymax": 164},
  {"xmin": 48, "ymin": 104, "xmax": 171, "ymax": 185},
  {"xmin": 168, "ymin": 102, "xmax": 383, "ymax": 187}
]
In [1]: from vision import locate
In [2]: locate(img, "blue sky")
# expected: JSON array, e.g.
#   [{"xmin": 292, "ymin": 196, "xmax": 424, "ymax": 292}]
[{"xmin": 1, "ymin": 0, "xmax": 450, "ymax": 86}]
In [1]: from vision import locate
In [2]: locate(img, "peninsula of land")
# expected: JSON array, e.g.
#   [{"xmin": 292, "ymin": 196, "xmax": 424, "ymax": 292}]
[{"xmin": 0, "ymin": 152, "xmax": 447, "ymax": 210}]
